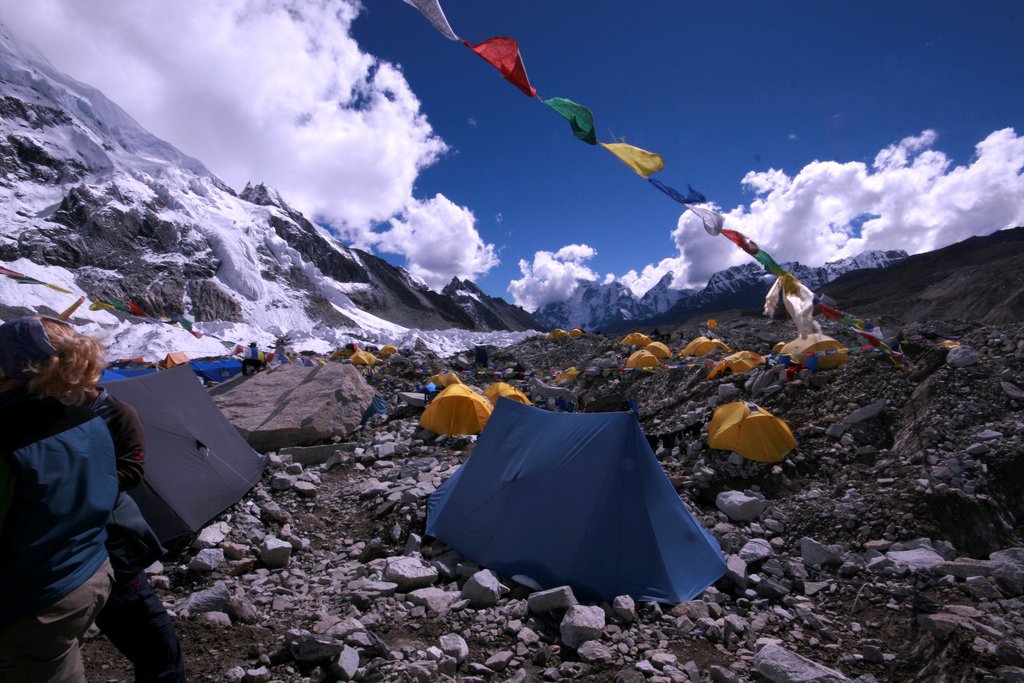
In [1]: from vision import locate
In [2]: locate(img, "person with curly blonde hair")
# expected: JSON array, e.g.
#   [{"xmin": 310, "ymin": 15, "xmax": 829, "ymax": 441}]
[{"xmin": 0, "ymin": 316, "xmax": 118, "ymax": 682}]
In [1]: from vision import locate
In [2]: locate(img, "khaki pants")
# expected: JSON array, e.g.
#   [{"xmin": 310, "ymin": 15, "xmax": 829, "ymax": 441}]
[{"xmin": 0, "ymin": 559, "xmax": 114, "ymax": 683}]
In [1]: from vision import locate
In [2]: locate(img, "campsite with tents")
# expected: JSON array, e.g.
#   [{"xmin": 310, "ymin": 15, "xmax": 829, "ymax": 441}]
[
  {"xmin": 1, "ymin": 1, "xmax": 1023, "ymax": 680},
  {"xmin": 72, "ymin": 312, "xmax": 1024, "ymax": 682}
]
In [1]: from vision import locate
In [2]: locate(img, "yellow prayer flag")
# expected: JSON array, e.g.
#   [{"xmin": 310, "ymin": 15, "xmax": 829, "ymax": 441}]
[
  {"xmin": 600, "ymin": 142, "xmax": 665, "ymax": 178},
  {"xmin": 89, "ymin": 300, "xmax": 116, "ymax": 312},
  {"xmin": 45, "ymin": 282, "xmax": 73, "ymax": 294}
]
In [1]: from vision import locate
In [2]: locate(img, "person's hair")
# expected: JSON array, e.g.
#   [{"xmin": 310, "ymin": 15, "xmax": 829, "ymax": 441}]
[{"xmin": 25, "ymin": 319, "xmax": 106, "ymax": 405}]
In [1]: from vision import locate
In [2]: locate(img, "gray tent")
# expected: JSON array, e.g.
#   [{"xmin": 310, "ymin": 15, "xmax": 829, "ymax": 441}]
[{"xmin": 106, "ymin": 364, "xmax": 264, "ymax": 543}]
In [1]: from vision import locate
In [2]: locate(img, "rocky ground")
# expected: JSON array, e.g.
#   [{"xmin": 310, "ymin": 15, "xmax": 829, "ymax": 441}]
[{"xmin": 83, "ymin": 317, "xmax": 1024, "ymax": 682}]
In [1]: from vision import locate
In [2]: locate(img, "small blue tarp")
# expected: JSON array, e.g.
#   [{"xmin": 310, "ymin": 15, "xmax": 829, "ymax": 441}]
[
  {"xmin": 100, "ymin": 367, "xmax": 159, "ymax": 383},
  {"xmin": 190, "ymin": 358, "xmax": 243, "ymax": 384},
  {"xmin": 427, "ymin": 399, "xmax": 726, "ymax": 603}
]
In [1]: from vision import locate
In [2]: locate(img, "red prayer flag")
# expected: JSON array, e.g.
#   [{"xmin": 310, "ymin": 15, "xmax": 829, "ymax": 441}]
[
  {"xmin": 465, "ymin": 37, "xmax": 536, "ymax": 98},
  {"xmin": 127, "ymin": 301, "xmax": 149, "ymax": 317},
  {"xmin": 721, "ymin": 229, "xmax": 759, "ymax": 256}
]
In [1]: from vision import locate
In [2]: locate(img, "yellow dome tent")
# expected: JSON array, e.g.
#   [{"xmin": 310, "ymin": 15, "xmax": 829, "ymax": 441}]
[
  {"xmin": 350, "ymin": 350, "xmax": 377, "ymax": 366},
  {"xmin": 569, "ymin": 328, "xmax": 585, "ymax": 338},
  {"xmin": 707, "ymin": 351, "xmax": 766, "ymax": 379},
  {"xmin": 645, "ymin": 341, "xmax": 672, "ymax": 359},
  {"xmin": 779, "ymin": 334, "xmax": 848, "ymax": 370},
  {"xmin": 626, "ymin": 350, "xmax": 661, "ymax": 369},
  {"xmin": 379, "ymin": 343, "xmax": 398, "ymax": 358},
  {"xmin": 679, "ymin": 336, "xmax": 731, "ymax": 357},
  {"xmin": 420, "ymin": 384, "xmax": 493, "ymax": 436},
  {"xmin": 426, "ymin": 372, "xmax": 464, "ymax": 388},
  {"xmin": 772, "ymin": 341, "xmax": 785, "ymax": 354},
  {"xmin": 621, "ymin": 332, "xmax": 653, "ymax": 346},
  {"xmin": 483, "ymin": 382, "xmax": 533, "ymax": 407},
  {"xmin": 548, "ymin": 328, "xmax": 570, "ymax": 340},
  {"xmin": 554, "ymin": 367, "xmax": 580, "ymax": 384},
  {"xmin": 159, "ymin": 351, "xmax": 190, "ymax": 369},
  {"xmin": 708, "ymin": 402, "xmax": 797, "ymax": 463}
]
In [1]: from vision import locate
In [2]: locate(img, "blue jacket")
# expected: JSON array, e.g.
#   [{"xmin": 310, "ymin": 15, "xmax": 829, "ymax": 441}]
[{"xmin": 0, "ymin": 388, "xmax": 118, "ymax": 622}]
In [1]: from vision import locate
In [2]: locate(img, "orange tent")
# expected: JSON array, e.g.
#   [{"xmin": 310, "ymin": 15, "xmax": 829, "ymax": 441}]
[
  {"xmin": 426, "ymin": 372, "xmax": 464, "ymax": 388},
  {"xmin": 420, "ymin": 384, "xmax": 493, "ymax": 436},
  {"xmin": 645, "ymin": 341, "xmax": 672, "ymax": 359},
  {"xmin": 626, "ymin": 350, "xmax": 660, "ymax": 369},
  {"xmin": 483, "ymin": 382, "xmax": 532, "ymax": 407},
  {"xmin": 350, "ymin": 351, "xmax": 377, "ymax": 366},
  {"xmin": 159, "ymin": 351, "xmax": 189, "ymax": 368},
  {"xmin": 621, "ymin": 332, "xmax": 653, "ymax": 346},
  {"xmin": 679, "ymin": 337, "xmax": 731, "ymax": 357}
]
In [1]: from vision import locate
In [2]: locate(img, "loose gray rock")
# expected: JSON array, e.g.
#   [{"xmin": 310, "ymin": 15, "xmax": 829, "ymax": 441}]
[
  {"xmin": 439, "ymin": 633, "xmax": 469, "ymax": 662},
  {"xmin": 577, "ymin": 640, "xmax": 614, "ymax": 663},
  {"xmin": 611, "ymin": 595, "xmax": 635, "ymax": 623},
  {"xmin": 189, "ymin": 548, "xmax": 224, "ymax": 572},
  {"xmin": 843, "ymin": 400, "xmax": 886, "ymax": 425},
  {"xmin": 739, "ymin": 538, "xmax": 773, "ymax": 564},
  {"xmin": 484, "ymin": 650, "xmax": 513, "ymax": 672},
  {"xmin": 460, "ymin": 569, "xmax": 502, "ymax": 607},
  {"xmin": 800, "ymin": 537, "xmax": 842, "ymax": 567},
  {"xmin": 886, "ymin": 547, "xmax": 945, "ymax": 571},
  {"xmin": 1001, "ymin": 381, "xmax": 1024, "ymax": 401},
  {"xmin": 193, "ymin": 522, "xmax": 228, "ymax": 549},
  {"xmin": 560, "ymin": 605, "xmax": 605, "ymax": 649},
  {"xmin": 408, "ymin": 587, "xmax": 459, "ymax": 613},
  {"xmin": 176, "ymin": 581, "xmax": 231, "ymax": 615},
  {"xmin": 293, "ymin": 480, "xmax": 318, "ymax": 498},
  {"xmin": 383, "ymin": 556, "xmax": 438, "ymax": 591},
  {"xmin": 528, "ymin": 586, "xmax": 578, "ymax": 614},
  {"xmin": 716, "ymin": 490, "xmax": 768, "ymax": 522},
  {"xmin": 331, "ymin": 645, "xmax": 360, "ymax": 681},
  {"xmin": 726, "ymin": 554, "xmax": 748, "ymax": 589},
  {"xmin": 260, "ymin": 536, "xmax": 292, "ymax": 569},
  {"xmin": 753, "ymin": 643, "xmax": 850, "ymax": 682},
  {"xmin": 947, "ymin": 345, "xmax": 979, "ymax": 367}
]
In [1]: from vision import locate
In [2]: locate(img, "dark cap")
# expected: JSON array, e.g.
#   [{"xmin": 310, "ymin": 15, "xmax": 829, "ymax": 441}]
[{"xmin": 0, "ymin": 316, "xmax": 70, "ymax": 379}]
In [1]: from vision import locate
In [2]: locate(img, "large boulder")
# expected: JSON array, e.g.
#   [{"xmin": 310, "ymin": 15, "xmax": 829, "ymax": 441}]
[{"xmin": 214, "ymin": 363, "xmax": 375, "ymax": 452}]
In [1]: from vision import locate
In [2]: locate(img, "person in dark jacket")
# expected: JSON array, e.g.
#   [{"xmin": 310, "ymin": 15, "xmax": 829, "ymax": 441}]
[
  {"xmin": 88, "ymin": 386, "xmax": 186, "ymax": 683},
  {"xmin": 0, "ymin": 316, "xmax": 118, "ymax": 682}
]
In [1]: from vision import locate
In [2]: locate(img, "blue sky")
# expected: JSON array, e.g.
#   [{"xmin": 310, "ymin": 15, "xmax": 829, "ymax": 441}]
[
  {"xmin": 352, "ymin": 1, "xmax": 1024, "ymax": 301},
  {"xmin": 4, "ymin": 0, "xmax": 1024, "ymax": 310}
]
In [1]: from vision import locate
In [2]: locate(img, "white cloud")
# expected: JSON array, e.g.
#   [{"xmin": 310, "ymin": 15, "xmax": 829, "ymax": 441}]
[
  {"xmin": 373, "ymin": 194, "xmax": 498, "ymax": 291},
  {"xmin": 622, "ymin": 128, "xmax": 1024, "ymax": 294},
  {"xmin": 0, "ymin": 0, "xmax": 501, "ymax": 287},
  {"xmin": 507, "ymin": 244, "xmax": 598, "ymax": 311}
]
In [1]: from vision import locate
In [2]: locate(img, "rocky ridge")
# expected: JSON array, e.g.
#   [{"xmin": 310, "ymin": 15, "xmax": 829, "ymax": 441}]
[{"xmin": 82, "ymin": 316, "xmax": 1024, "ymax": 682}]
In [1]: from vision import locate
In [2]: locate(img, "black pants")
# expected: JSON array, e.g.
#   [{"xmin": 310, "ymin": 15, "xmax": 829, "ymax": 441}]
[
  {"xmin": 241, "ymin": 358, "xmax": 263, "ymax": 375},
  {"xmin": 94, "ymin": 571, "xmax": 186, "ymax": 683}
]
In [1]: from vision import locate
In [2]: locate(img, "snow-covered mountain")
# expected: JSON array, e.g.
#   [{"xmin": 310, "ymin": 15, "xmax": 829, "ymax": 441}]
[
  {"xmin": 0, "ymin": 25, "xmax": 538, "ymax": 353},
  {"xmin": 532, "ymin": 272, "xmax": 695, "ymax": 331},
  {"xmin": 534, "ymin": 250, "xmax": 908, "ymax": 331}
]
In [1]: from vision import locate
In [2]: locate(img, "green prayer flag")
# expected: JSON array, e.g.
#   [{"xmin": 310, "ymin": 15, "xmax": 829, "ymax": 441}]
[
  {"xmin": 754, "ymin": 251, "xmax": 785, "ymax": 275},
  {"xmin": 542, "ymin": 97, "xmax": 597, "ymax": 145}
]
